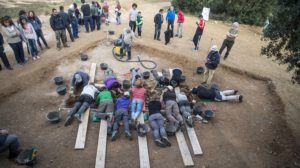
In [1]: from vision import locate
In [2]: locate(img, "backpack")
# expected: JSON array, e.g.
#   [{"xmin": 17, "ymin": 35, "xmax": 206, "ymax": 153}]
[{"xmin": 205, "ymin": 51, "xmax": 219, "ymax": 69}]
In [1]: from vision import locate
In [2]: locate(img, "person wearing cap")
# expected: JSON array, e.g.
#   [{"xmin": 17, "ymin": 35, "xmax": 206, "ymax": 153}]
[
  {"xmin": 111, "ymin": 91, "xmax": 132, "ymax": 141},
  {"xmin": 148, "ymin": 94, "xmax": 171, "ymax": 147},
  {"xmin": 95, "ymin": 86, "xmax": 114, "ymax": 114},
  {"xmin": 203, "ymin": 45, "xmax": 220, "ymax": 85},
  {"xmin": 162, "ymin": 85, "xmax": 183, "ymax": 130},
  {"xmin": 120, "ymin": 27, "xmax": 135, "ymax": 60},
  {"xmin": 191, "ymin": 85, "xmax": 243, "ymax": 102},
  {"xmin": 131, "ymin": 79, "xmax": 146, "ymax": 120},
  {"xmin": 176, "ymin": 89, "xmax": 194, "ymax": 127},
  {"xmin": 70, "ymin": 71, "xmax": 90, "ymax": 94},
  {"xmin": 65, "ymin": 84, "xmax": 99, "ymax": 126},
  {"xmin": 219, "ymin": 22, "xmax": 239, "ymax": 60}
]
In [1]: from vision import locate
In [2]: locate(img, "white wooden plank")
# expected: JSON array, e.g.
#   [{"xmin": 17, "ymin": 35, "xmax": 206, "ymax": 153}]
[
  {"xmin": 137, "ymin": 114, "xmax": 150, "ymax": 168},
  {"xmin": 186, "ymin": 126, "xmax": 203, "ymax": 155},
  {"xmin": 95, "ymin": 120, "xmax": 108, "ymax": 168},
  {"xmin": 74, "ymin": 63, "xmax": 97, "ymax": 149},
  {"xmin": 176, "ymin": 131, "xmax": 194, "ymax": 167}
]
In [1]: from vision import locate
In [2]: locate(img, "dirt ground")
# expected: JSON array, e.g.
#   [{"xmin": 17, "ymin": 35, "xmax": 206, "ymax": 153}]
[{"xmin": 0, "ymin": 0, "xmax": 300, "ymax": 168}]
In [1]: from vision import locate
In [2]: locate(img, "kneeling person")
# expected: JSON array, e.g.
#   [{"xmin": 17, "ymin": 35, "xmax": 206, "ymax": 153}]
[
  {"xmin": 65, "ymin": 84, "xmax": 99, "ymax": 126},
  {"xmin": 70, "ymin": 71, "xmax": 90, "ymax": 94},
  {"xmin": 112, "ymin": 92, "xmax": 132, "ymax": 141}
]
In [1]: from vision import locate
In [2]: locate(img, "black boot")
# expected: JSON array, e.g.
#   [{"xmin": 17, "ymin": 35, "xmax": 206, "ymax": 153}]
[
  {"xmin": 127, "ymin": 51, "xmax": 131, "ymax": 61},
  {"xmin": 161, "ymin": 137, "xmax": 171, "ymax": 146},
  {"xmin": 111, "ymin": 131, "xmax": 119, "ymax": 141},
  {"xmin": 155, "ymin": 139, "xmax": 166, "ymax": 148},
  {"xmin": 120, "ymin": 48, "xmax": 124, "ymax": 59},
  {"xmin": 0, "ymin": 64, "xmax": 2, "ymax": 71}
]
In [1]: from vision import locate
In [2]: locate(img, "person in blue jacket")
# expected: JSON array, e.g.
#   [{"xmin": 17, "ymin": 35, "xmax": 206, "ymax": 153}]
[{"xmin": 166, "ymin": 6, "xmax": 175, "ymax": 37}]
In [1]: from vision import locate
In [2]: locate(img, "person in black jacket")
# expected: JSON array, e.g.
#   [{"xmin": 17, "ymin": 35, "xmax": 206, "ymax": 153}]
[
  {"xmin": 28, "ymin": 11, "xmax": 49, "ymax": 50},
  {"xmin": 203, "ymin": 45, "xmax": 220, "ymax": 84},
  {"xmin": 81, "ymin": 0, "xmax": 94, "ymax": 32},
  {"xmin": 0, "ymin": 32, "xmax": 13, "ymax": 71},
  {"xmin": 59, "ymin": 6, "xmax": 74, "ymax": 42},
  {"xmin": 68, "ymin": 4, "xmax": 79, "ymax": 39},
  {"xmin": 154, "ymin": 9, "xmax": 164, "ymax": 41},
  {"xmin": 50, "ymin": 8, "xmax": 69, "ymax": 50}
]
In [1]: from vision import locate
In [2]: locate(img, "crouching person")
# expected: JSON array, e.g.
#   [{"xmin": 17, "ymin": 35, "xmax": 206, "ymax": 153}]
[
  {"xmin": 0, "ymin": 129, "xmax": 21, "ymax": 159},
  {"xmin": 65, "ymin": 84, "xmax": 99, "ymax": 126},
  {"xmin": 191, "ymin": 85, "xmax": 243, "ymax": 102},
  {"xmin": 148, "ymin": 95, "xmax": 171, "ymax": 147},
  {"xmin": 112, "ymin": 92, "xmax": 132, "ymax": 141},
  {"xmin": 176, "ymin": 91, "xmax": 193, "ymax": 127},
  {"xmin": 162, "ymin": 85, "xmax": 183, "ymax": 130}
]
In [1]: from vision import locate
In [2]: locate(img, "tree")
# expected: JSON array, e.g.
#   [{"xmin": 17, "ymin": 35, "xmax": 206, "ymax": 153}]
[{"xmin": 261, "ymin": 0, "xmax": 300, "ymax": 84}]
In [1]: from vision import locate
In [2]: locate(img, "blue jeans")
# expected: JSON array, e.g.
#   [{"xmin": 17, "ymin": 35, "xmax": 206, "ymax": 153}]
[
  {"xmin": 154, "ymin": 24, "xmax": 162, "ymax": 39},
  {"xmin": 35, "ymin": 29, "xmax": 48, "ymax": 48},
  {"xmin": 71, "ymin": 19, "xmax": 79, "ymax": 38},
  {"xmin": 28, "ymin": 39, "xmax": 38, "ymax": 57},
  {"xmin": 83, "ymin": 16, "xmax": 93, "ymax": 32},
  {"xmin": 0, "ymin": 134, "xmax": 20, "ymax": 153},
  {"xmin": 9, "ymin": 42, "xmax": 25, "ymax": 64},
  {"xmin": 149, "ymin": 113, "xmax": 167, "ymax": 140},
  {"xmin": 113, "ymin": 108, "xmax": 129, "ymax": 132},
  {"xmin": 131, "ymin": 99, "xmax": 144, "ymax": 120}
]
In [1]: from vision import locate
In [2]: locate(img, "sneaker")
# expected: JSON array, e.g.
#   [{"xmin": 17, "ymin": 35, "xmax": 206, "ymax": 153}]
[
  {"xmin": 175, "ymin": 34, "xmax": 178, "ymax": 37},
  {"xmin": 192, "ymin": 48, "xmax": 198, "ymax": 52},
  {"xmin": 46, "ymin": 46, "xmax": 50, "ymax": 49},
  {"xmin": 74, "ymin": 114, "xmax": 82, "ymax": 123},
  {"xmin": 157, "ymin": 39, "xmax": 161, "ymax": 41},
  {"xmin": 179, "ymin": 35, "xmax": 182, "ymax": 38},
  {"xmin": 57, "ymin": 47, "xmax": 62, "ymax": 51},
  {"xmin": 64, "ymin": 116, "xmax": 73, "ymax": 127},
  {"xmin": 186, "ymin": 116, "xmax": 194, "ymax": 128},
  {"xmin": 125, "ymin": 131, "xmax": 133, "ymax": 140},
  {"xmin": 234, "ymin": 90, "xmax": 239, "ymax": 94},
  {"xmin": 37, "ymin": 56, "xmax": 41, "ymax": 59},
  {"xmin": 161, "ymin": 137, "xmax": 171, "ymax": 146},
  {"xmin": 111, "ymin": 131, "xmax": 119, "ymax": 141},
  {"xmin": 239, "ymin": 95, "xmax": 243, "ymax": 103},
  {"xmin": 7, "ymin": 67, "xmax": 13, "ymax": 70},
  {"xmin": 63, "ymin": 44, "xmax": 70, "ymax": 48},
  {"xmin": 154, "ymin": 139, "xmax": 166, "ymax": 148},
  {"xmin": 33, "ymin": 57, "xmax": 37, "ymax": 61}
]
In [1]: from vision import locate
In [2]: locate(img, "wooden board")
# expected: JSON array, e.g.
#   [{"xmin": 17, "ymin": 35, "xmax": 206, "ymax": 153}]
[
  {"xmin": 186, "ymin": 126, "xmax": 203, "ymax": 155},
  {"xmin": 176, "ymin": 131, "xmax": 194, "ymax": 167},
  {"xmin": 137, "ymin": 114, "xmax": 150, "ymax": 168},
  {"xmin": 74, "ymin": 63, "xmax": 97, "ymax": 149},
  {"xmin": 95, "ymin": 120, "xmax": 108, "ymax": 168}
]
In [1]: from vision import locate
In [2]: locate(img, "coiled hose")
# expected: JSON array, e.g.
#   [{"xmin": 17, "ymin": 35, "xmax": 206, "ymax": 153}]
[{"xmin": 112, "ymin": 46, "xmax": 157, "ymax": 70}]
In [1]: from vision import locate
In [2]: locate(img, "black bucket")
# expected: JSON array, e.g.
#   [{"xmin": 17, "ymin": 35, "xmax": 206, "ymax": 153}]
[
  {"xmin": 143, "ymin": 71, "xmax": 150, "ymax": 79},
  {"xmin": 180, "ymin": 75, "xmax": 186, "ymax": 83},
  {"xmin": 56, "ymin": 85, "xmax": 67, "ymax": 95},
  {"xmin": 80, "ymin": 53, "xmax": 88, "ymax": 61},
  {"xmin": 123, "ymin": 80, "xmax": 131, "ymax": 90},
  {"xmin": 54, "ymin": 76, "xmax": 64, "ymax": 85},
  {"xmin": 100, "ymin": 63, "xmax": 108, "ymax": 70},
  {"xmin": 196, "ymin": 66, "xmax": 205, "ymax": 74},
  {"xmin": 46, "ymin": 111, "xmax": 61, "ymax": 123},
  {"xmin": 203, "ymin": 110, "xmax": 214, "ymax": 120}
]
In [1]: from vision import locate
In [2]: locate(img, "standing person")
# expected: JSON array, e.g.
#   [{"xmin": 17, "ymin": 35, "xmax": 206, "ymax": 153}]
[
  {"xmin": 19, "ymin": 17, "xmax": 39, "ymax": 60},
  {"xmin": 111, "ymin": 91, "xmax": 132, "ymax": 141},
  {"xmin": 0, "ymin": 129, "xmax": 21, "ymax": 159},
  {"xmin": 0, "ymin": 32, "xmax": 13, "ymax": 70},
  {"xmin": 50, "ymin": 8, "xmax": 69, "ymax": 50},
  {"xmin": 175, "ymin": 9, "xmax": 184, "ymax": 38},
  {"xmin": 219, "ymin": 22, "xmax": 239, "ymax": 60},
  {"xmin": 131, "ymin": 79, "xmax": 146, "ymax": 120},
  {"xmin": 74, "ymin": 3, "xmax": 83, "ymax": 28},
  {"xmin": 59, "ymin": 6, "xmax": 74, "ymax": 42},
  {"xmin": 81, "ymin": 0, "xmax": 94, "ymax": 32},
  {"xmin": 120, "ymin": 27, "xmax": 134, "ymax": 60},
  {"xmin": 203, "ymin": 45, "xmax": 220, "ymax": 84},
  {"xmin": 1, "ymin": 16, "xmax": 26, "ymax": 65},
  {"xmin": 165, "ymin": 6, "xmax": 175, "ymax": 37},
  {"xmin": 148, "ymin": 94, "xmax": 171, "ymax": 147},
  {"xmin": 192, "ymin": 15, "xmax": 205, "ymax": 51},
  {"xmin": 68, "ymin": 4, "xmax": 79, "ymax": 39},
  {"xmin": 102, "ymin": 1, "xmax": 109, "ymax": 19},
  {"xmin": 28, "ymin": 11, "xmax": 49, "ymax": 50},
  {"xmin": 154, "ymin": 9, "xmax": 164, "ymax": 41},
  {"xmin": 136, "ymin": 11, "xmax": 143, "ymax": 38},
  {"xmin": 129, "ymin": 3, "xmax": 138, "ymax": 33},
  {"xmin": 162, "ymin": 85, "xmax": 183, "ymax": 130},
  {"xmin": 65, "ymin": 84, "xmax": 99, "ymax": 126},
  {"xmin": 115, "ymin": 1, "xmax": 121, "ymax": 25}
]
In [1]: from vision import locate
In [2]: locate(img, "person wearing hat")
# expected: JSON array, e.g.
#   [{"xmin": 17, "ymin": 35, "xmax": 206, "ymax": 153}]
[
  {"xmin": 131, "ymin": 79, "xmax": 146, "ymax": 120},
  {"xmin": 203, "ymin": 45, "xmax": 220, "ymax": 85},
  {"xmin": 65, "ymin": 84, "xmax": 99, "ymax": 126},
  {"xmin": 162, "ymin": 85, "xmax": 183, "ymax": 130},
  {"xmin": 95, "ymin": 86, "xmax": 114, "ymax": 114},
  {"xmin": 70, "ymin": 71, "xmax": 90, "ymax": 94},
  {"xmin": 219, "ymin": 22, "xmax": 239, "ymax": 60},
  {"xmin": 120, "ymin": 27, "xmax": 135, "ymax": 60},
  {"xmin": 148, "ymin": 94, "xmax": 171, "ymax": 147},
  {"xmin": 191, "ymin": 85, "xmax": 243, "ymax": 102},
  {"xmin": 111, "ymin": 91, "xmax": 132, "ymax": 141}
]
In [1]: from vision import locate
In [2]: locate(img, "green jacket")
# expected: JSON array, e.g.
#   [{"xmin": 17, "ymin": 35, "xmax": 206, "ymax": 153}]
[
  {"xmin": 136, "ymin": 16, "xmax": 143, "ymax": 27},
  {"xmin": 96, "ymin": 90, "xmax": 113, "ymax": 104}
]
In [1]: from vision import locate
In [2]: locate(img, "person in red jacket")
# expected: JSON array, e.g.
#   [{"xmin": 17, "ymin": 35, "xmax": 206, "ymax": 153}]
[
  {"xmin": 192, "ymin": 14, "xmax": 205, "ymax": 51},
  {"xmin": 175, "ymin": 9, "xmax": 184, "ymax": 38}
]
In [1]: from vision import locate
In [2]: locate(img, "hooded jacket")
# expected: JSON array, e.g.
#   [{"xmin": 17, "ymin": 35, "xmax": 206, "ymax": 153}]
[{"xmin": 177, "ymin": 11, "xmax": 184, "ymax": 23}]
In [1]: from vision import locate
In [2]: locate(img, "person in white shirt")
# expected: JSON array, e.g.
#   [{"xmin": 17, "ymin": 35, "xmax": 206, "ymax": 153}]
[{"xmin": 129, "ymin": 3, "xmax": 138, "ymax": 33}]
